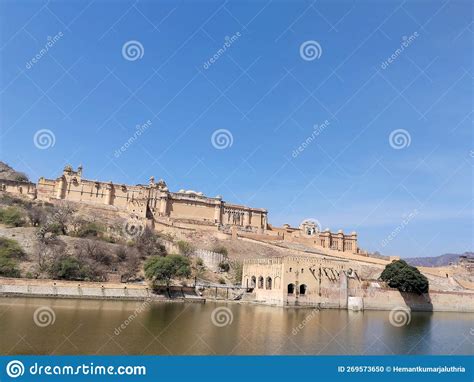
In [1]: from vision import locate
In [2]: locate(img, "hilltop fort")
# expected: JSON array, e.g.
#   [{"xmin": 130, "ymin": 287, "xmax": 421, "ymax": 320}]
[{"xmin": 4, "ymin": 164, "xmax": 359, "ymax": 254}]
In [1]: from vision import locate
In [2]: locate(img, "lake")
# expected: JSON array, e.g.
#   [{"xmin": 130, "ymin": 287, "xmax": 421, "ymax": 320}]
[{"xmin": 0, "ymin": 297, "xmax": 472, "ymax": 355}]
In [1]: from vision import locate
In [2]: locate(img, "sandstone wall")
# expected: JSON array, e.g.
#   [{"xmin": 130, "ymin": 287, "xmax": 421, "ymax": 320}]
[
  {"xmin": 354, "ymin": 288, "xmax": 474, "ymax": 312},
  {"xmin": 194, "ymin": 249, "xmax": 226, "ymax": 272}
]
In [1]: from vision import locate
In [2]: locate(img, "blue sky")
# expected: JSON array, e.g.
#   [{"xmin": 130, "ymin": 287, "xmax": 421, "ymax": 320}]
[{"xmin": 0, "ymin": 0, "xmax": 472, "ymax": 258}]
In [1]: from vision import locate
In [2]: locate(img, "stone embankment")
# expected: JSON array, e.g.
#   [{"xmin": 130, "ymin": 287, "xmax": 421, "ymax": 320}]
[{"xmin": 0, "ymin": 278, "xmax": 204, "ymax": 302}]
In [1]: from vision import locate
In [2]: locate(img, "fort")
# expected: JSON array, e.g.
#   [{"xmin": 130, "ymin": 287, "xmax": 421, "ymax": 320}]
[
  {"xmin": 1, "ymin": 164, "xmax": 473, "ymax": 312},
  {"xmin": 2, "ymin": 164, "xmax": 359, "ymax": 254}
]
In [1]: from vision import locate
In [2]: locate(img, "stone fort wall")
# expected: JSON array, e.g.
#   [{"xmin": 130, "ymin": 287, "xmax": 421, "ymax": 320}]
[{"xmin": 1, "ymin": 165, "xmax": 359, "ymax": 253}]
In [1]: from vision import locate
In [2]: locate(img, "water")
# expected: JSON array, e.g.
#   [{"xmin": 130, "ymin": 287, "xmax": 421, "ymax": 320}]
[{"xmin": 0, "ymin": 297, "xmax": 472, "ymax": 355}]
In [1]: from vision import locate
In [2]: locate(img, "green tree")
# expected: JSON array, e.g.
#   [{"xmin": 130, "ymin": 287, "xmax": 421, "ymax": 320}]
[
  {"xmin": 48, "ymin": 255, "xmax": 91, "ymax": 281},
  {"xmin": 144, "ymin": 254, "xmax": 191, "ymax": 288},
  {"xmin": 380, "ymin": 259, "xmax": 429, "ymax": 294}
]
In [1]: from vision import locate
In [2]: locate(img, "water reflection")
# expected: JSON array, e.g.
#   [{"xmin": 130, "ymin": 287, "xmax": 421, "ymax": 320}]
[{"xmin": 0, "ymin": 298, "xmax": 472, "ymax": 355}]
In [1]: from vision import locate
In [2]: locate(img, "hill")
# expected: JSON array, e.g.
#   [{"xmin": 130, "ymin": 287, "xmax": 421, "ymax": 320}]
[
  {"xmin": 405, "ymin": 252, "xmax": 473, "ymax": 267},
  {"xmin": 0, "ymin": 161, "xmax": 29, "ymax": 182}
]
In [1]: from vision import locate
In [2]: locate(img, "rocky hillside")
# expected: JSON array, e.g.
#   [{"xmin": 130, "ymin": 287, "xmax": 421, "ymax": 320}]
[
  {"xmin": 405, "ymin": 252, "xmax": 473, "ymax": 267},
  {"xmin": 0, "ymin": 161, "xmax": 29, "ymax": 182}
]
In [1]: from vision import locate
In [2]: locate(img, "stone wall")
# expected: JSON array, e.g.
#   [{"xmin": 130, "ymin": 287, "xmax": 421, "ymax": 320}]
[
  {"xmin": 194, "ymin": 249, "xmax": 226, "ymax": 272},
  {"xmin": 354, "ymin": 288, "xmax": 474, "ymax": 312},
  {"xmin": 0, "ymin": 284, "xmax": 151, "ymax": 300}
]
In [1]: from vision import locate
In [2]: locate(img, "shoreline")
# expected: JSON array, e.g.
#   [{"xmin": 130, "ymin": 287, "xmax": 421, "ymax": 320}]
[{"xmin": 1, "ymin": 277, "xmax": 473, "ymax": 313}]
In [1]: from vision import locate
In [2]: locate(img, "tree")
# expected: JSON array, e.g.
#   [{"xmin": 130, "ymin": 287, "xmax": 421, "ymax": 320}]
[
  {"xmin": 144, "ymin": 254, "xmax": 191, "ymax": 288},
  {"xmin": 48, "ymin": 255, "xmax": 86, "ymax": 280},
  {"xmin": 380, "ymin": 259, "xmax": 429, "ymax": 295},
  {"xmin": 51, "ymin": 203, "xmax": 76, "ymax": 235},
  {"xmin": 135, "ymin": 228, "xmax": 166, "ymax": 258}
]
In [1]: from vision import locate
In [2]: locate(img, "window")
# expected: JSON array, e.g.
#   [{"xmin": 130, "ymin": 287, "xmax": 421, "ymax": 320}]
[
  {"xmin": 265, "ymin": 277, "xmax": 272, "ymax": 290},
  {"xmin": 289, "ymin": 267, "xmax": 292, "ymax": 272},
  {"xmin": 300, "ymin": 284, "xmax": 307, "ymax": 295},
  {"xmin": 250, "ymin": 276, "xmax": 256, "ymax": 288},
  {"xmin": 287, "ymin": 283, "xmax": 295, "ymax": 294},
  {"xmin": 258, "ymin": 276, "xmax": 264, "ymax": 289}
]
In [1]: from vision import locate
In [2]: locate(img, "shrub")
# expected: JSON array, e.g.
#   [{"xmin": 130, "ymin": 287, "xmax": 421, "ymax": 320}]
[
  {"xmin": 0, "ymin": 237, "xmax": 26, "ymax": 259},
  {"xmin": 0, "ymin": 206, "xmax": 25, "ymax": 227},
  {"xmin": 177, "ymin": 240, "xmax": 194, "ymax": 256},
  {"xmin": 380, "ymin": 259, "xmax": 429, "ymax": 295},
  {"xmin": 0, "ymin": 256, "xmax": 20, "ymax": 277},
  {"xmin": 218, "ymin": 261, "xmax": 230, "ymax": 272},
  {"xmin": 26, "ymin": 205, "xmax": 46, "ymax": 227},
  {"xmin": 231, "ymin": 261, "xmax": 243, "ymax": 284},
  {"xmin": 218, "ymin": 277, "xmax": 226, "ymax": 284},
  {"xmin": 135, "ymin": 228, "xmax": 167, "ymax": 258},
  {"xmin": 196, "ymin": 258, "xmax": 204, "ymax": 267},
  {"xmin": 75, "ymin": 222, "xmax": 105, "ymax": 238},
  {"xmin": 212, "ymin": 245, "xmax": 228, "ymax": 257},
  {"xmin": 144, "ymin": 254, "xmax": 191, "ymax": 287},
  {"xmin": 116, "ymin": 246, "xmax": 128, "ymax": 262},
  {"xmin": 48, "ymin": 255, "xmax": 91, "ymax": 281}
]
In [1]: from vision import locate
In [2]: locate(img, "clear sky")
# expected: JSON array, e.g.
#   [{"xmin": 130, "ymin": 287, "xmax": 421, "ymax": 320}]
[{"xmin": 0, "ymin": 0, "xmax": 472, "ymax": 258}]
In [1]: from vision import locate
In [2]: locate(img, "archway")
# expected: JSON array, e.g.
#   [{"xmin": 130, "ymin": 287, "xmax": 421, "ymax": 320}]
[
  {"xmin": 300, "ymin": 284, "xmax": 307, "ymax": 295},
  {"xmin": 265, "ymin": 277, "xmax": 272, "ymax": 290},
  {"xmin": 287, "ymin": 283, "xmax": 295, "ymax": 294},
  {"xmin": 250, "ymin": 276, "xmax": 256, "ymax": 288},
  {"xmin": 258, "ymin": 276, "xmax": 264, "ymax": 289}
]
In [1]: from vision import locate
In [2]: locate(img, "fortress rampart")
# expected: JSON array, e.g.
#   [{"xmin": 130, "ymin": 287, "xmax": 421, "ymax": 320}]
[{"xmin": 1, "ymin": 164, "xmax": 359, "ymax": 253}]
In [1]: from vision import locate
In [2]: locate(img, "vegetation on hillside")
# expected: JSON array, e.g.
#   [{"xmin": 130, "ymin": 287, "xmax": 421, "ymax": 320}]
[
  {"xmin": 380, "ymin": 259, "xmax": 429, "ymax": 295},
  {"xmin": 0, "ymin": 237, "xmax": 25, "ymax": 277},
  {"xmin": 144, "ymin": 254, "xmax": 191, "ymax": 288}
]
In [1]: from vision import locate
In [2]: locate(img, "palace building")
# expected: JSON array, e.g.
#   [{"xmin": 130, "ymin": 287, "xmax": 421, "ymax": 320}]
[{"xmin": 1, "ymin": 164, "xmax": 359, "ymax": 253}]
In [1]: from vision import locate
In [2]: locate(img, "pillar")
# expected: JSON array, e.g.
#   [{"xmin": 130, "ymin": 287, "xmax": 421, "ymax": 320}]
[
  {"xmin": 244, "ymin": 211, "xmax": 250, "ymax": 226},
  {"xmin": 159, "ymin": 194, "xmax": 168, "ymax": 216},
  {"xmin": 214, "ymin": 202, "xmax": 222, "ymax": 224},
  {"xmin": 56, "ymin": 177, "xmax": 65, "ymax": 199},
  {"xmin": 105, "ymin": 183, "xmax": 113, "ymax": 205}
]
